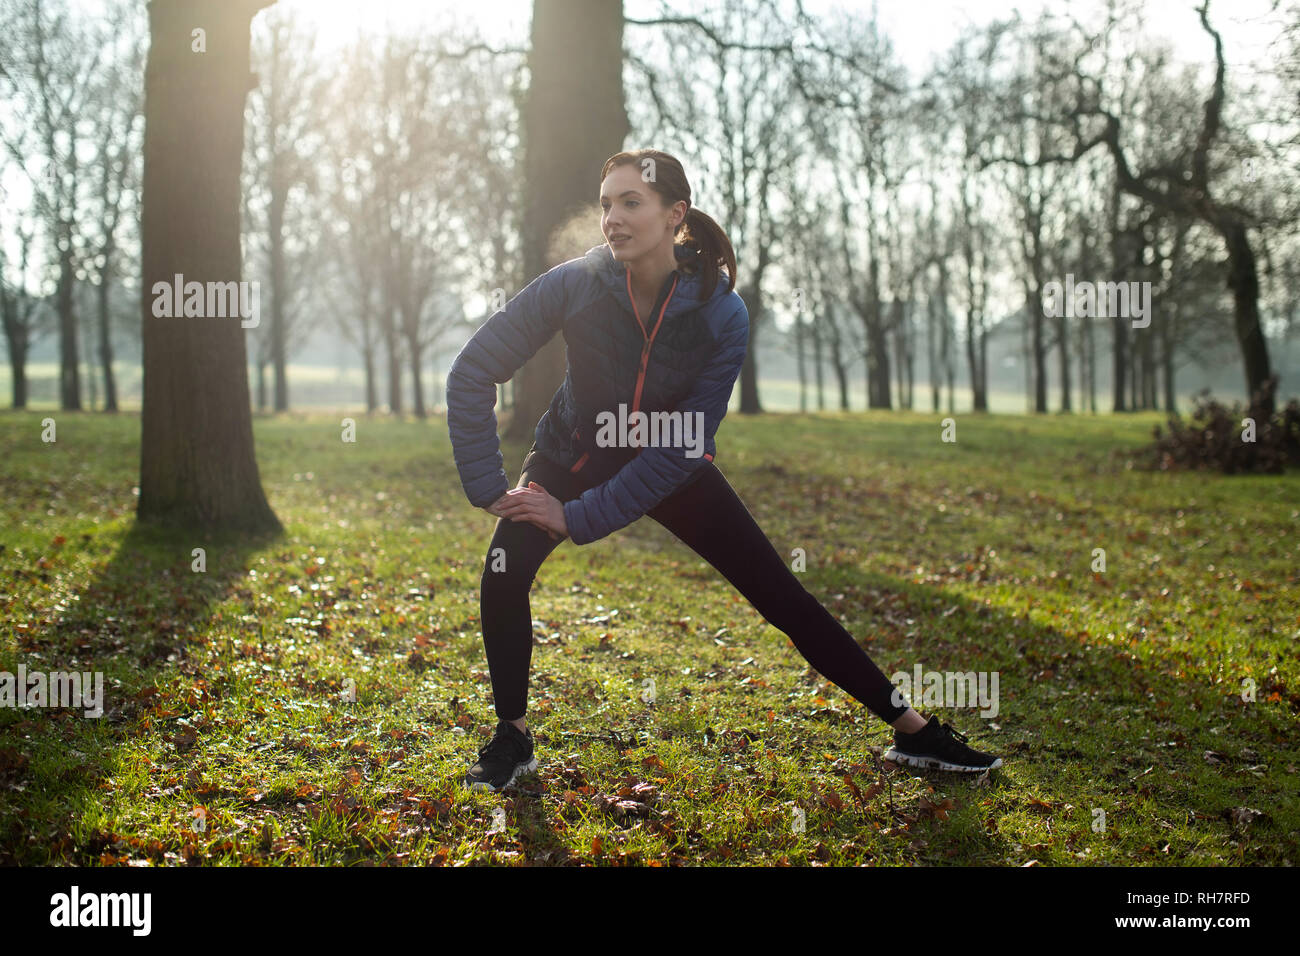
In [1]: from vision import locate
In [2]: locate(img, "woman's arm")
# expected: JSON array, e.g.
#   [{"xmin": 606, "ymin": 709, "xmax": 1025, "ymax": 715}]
[
  {"xmin": 561, "ymin": 299, "xmax": 749, "ymax": 545},
  {"xmin": 446, "ymin": 262, "xmax": 570, "ymax": 508}
]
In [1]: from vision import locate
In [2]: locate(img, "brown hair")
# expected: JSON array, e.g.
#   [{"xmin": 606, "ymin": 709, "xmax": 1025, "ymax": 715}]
[{"xmin": 600, "ymin": 149, "xmax": 737, "ymax": 302}]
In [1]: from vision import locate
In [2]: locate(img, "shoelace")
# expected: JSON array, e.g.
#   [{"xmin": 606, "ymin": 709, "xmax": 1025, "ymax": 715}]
[
  {"xmin": 477, "ymin": 729, "xmax": 522, "ymax": 761},
  {"xmin": 938, "ymin": 722, "xmax": 968, "ymax": 744}
]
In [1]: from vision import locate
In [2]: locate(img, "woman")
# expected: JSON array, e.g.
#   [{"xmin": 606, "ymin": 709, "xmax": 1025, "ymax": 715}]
[{"xmin": 446, "ymin": 149, "xmax": 1001, "ymax": 792}]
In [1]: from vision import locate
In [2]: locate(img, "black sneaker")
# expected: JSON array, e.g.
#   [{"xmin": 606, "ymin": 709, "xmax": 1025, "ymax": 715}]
[
  {"xmin": 463, "ymin": 719, "xmax": 538, "ymax": 792},
  {"xmin": 884, "ymin": 715, "xmax": 1003, "ymax": 772}
]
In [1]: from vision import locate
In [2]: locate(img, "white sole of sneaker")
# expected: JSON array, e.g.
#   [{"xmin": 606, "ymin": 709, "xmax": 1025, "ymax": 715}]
[
  {"xmin": 883, "ymin": 748, "xmax": 1002, "ymax": 772},
  {"xmin": 465, "ymin": 755, "xmax": 539, "ymax": 792}
]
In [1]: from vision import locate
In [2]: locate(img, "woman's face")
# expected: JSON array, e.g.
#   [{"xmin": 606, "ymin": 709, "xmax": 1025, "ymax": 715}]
[{"xmin": 599, "ymin": 164, "xmax": 682, "ymax": 261}]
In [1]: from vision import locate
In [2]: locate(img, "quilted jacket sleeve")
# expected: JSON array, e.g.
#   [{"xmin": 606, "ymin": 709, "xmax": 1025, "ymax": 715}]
[
  {"xmin": 562, "ymin": 299, "xmax": 749, "ymax": 545},
  {"xmin": 446, "ymin": 262, "xmax": 569, "ymax": 508}
]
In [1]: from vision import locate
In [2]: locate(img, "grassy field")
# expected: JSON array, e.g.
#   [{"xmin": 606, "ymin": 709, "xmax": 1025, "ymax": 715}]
[{"xmin": 0, "ymin": 407, "xmax": 1296, "ymax": 866}]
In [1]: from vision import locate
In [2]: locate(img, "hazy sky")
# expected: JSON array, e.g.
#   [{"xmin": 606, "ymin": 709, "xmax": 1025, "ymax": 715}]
[{"xmin": 270, "ymin": 0, "xmax": 1284, "ymax": 76}]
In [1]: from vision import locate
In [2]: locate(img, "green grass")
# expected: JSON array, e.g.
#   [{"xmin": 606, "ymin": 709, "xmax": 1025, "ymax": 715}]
[{"xmin": 0, "ymin": 407, "xmax": 1296, "ymax": 866}]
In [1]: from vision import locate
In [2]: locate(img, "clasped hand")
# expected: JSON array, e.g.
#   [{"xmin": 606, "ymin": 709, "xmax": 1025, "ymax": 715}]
[{"xmin": 483, "ymin": 481, "xmax": 568, "ymax": 541}]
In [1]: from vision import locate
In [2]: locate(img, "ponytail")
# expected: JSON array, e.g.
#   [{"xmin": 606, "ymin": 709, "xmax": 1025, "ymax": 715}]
[{"xmin": 676, "ymin": 206, "xmax": 737, "ymax": 302}]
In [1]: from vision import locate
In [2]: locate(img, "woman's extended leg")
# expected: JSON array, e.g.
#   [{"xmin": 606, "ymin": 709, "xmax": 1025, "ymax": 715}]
[
  {"xmin": 479, "ymin": 449, "xmax": 586, "ymax": 728},
  {"xmin": 645, "ymin": 462, "xmax": 914, "ymax": 726}
]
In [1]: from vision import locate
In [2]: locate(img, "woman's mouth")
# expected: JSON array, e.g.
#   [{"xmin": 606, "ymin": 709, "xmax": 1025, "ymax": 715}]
[{"xmin": 610, "ymin": 234, "xmax": 632, "ymax": 245}]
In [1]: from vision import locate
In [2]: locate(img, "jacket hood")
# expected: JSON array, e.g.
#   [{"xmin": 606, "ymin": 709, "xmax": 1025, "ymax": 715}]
[{"xmin": 583, "ymin": 242, "xmax": 734, "ymax": 319}]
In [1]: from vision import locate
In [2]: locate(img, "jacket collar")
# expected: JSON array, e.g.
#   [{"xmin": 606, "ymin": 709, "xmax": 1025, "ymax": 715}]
[{"xmin": 585, "ymin": 242, "xmax": 730, "ymax": 318}]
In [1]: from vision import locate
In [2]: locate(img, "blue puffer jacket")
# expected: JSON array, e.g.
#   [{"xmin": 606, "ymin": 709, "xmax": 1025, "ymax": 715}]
[{"xmin": 446, "ymin": 241, "xmax": 749, "ymax": 545}]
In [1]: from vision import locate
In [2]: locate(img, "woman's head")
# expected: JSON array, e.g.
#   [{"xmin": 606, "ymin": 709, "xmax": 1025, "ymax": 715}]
[{"xmin": 599, "ymin": 149, "xmax": 737, "ymax": 302}]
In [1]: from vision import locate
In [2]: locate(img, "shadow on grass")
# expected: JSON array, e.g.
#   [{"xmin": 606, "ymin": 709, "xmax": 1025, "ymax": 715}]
[
  {"xmin": 551, "ymin": 513, "xmax": 1297, "ymax": 863},
  {"xmin": 782, "ymin": 566, "xmax": 1294, "ymax": 862},
  {"xmin": 0, "ymin": 517, "xmax": 282, "ymax": 864}
]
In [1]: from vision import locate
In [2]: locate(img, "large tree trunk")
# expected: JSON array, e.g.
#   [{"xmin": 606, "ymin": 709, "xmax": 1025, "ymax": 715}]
[
  {"xmin": 505, "ymin": 0, "xmax": 629, "ymax": 440},
  {"xmin": 138, "ymin": 0, "xmax": 281, "ymax": 533}
]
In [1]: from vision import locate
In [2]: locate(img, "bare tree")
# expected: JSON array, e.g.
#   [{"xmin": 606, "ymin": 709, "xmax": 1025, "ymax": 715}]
[
  {"xmin": 978, "ymin": 0, "xmax": 1281, "ymax": 415},
  {"xmin": 0, "ymin": 223, "xmax": 52, "ymax": 407},
  {"xmin": 80, "ymin": 0, "xmax": 145, "ymax": 413},
  {"xmin": 319, "ymin": 35, "xmax": 390, "ymax": 415},
  {"xmin": 982, "ymin": 14, "xmax": 1080, "ymax": 413},
  {"xmin": 243, "ymin": 5, "xmax": 325, "ymax": 413},
  {"xmin": 919, "ymin": 175, "xmax": 957, "ymax": 414},
  {"xmin": 927, "ymin": 27, "xmax": 1003, "ymax": 412},
  {"xmin": 0, "ymin": 0, "xmax": 107, "ymax": 409},
  {"xmin": 805, "ymin": 6, "xmax": 911, "ymax": 410},
  {"xmin": 784, "ymin": 174, "xmax": 861, "ymax": 413}
]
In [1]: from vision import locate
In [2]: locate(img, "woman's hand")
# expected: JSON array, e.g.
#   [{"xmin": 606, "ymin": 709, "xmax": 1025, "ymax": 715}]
[
  {"xmin": 481, "ymin": 493, "xmax": 514, "ymax": 519},
  {"xmin": 482, "ymin": 491, "xmax": 559, "ymax": 539},
  {"xmin": 492, "ymin": 481, "xmax": 568, "ymax": 541}
]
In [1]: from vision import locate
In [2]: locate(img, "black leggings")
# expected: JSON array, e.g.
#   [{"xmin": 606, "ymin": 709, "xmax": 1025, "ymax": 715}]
[{"xmin": 478, "ymin": 445, "xmax": 910, "ymax": 725}]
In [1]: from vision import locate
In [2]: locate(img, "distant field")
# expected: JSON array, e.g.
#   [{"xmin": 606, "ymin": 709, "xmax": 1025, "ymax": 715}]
[
  {"xmin": 0, "ymin": 360, "xmax": 1262, "ymax": 415},
  {"xmin": 0, "ymin": 408, "xmax": 1296, "ymax": 865}
]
